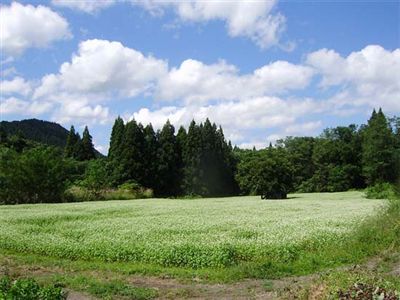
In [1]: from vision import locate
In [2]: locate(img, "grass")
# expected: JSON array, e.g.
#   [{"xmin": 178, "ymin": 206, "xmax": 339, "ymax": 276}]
[
  {"xmin": 1, "ymin": 191, "xmax": 399, "ymax": 298},
  {"xmin": 0, "ymin": 192, "xmax": 387, "ymax": 276}
]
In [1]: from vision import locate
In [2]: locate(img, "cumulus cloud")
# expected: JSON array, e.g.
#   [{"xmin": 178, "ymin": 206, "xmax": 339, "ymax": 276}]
[
  {"xmin": 34, "ymin": 39, "xmax": 167, "ymax": 101},
  {"xmin": 0, "ymin": 77, "xmax": 32, "ymax": 96},
  {"xmin": 52, "ymin": 0, "xmax": 286, "ymax": 49},
  {"xmin": 0, "ymin": 2, "xmax": 71, "ymax": 56},
  {"xmin": 156, "ymin": 59, "xmax": 314, "ymax": 103},
  {"xmin": 0, "ymin": 97, "xmax": 53, "ymax": 115},
  {"xmin": 308, "ymin": 45, "xmax": 400, "ymax": 113},
  {"xmin": 32, "ymin": 38, "xmax": 315, "ymax": 125},
  {"xmin": 52, "ymin": 101, "xmax": 110, "ymax": 125},
  {"xmin": 28, "ymin": 40, "xmax": 399, "ymax": 144},
  {"xmin": 131, "ymin": 96, "xmax": 323, "ymax": 147},
  {"xmin": 52, "ymin": 0, "xmax": 117, "ymax": 13},
  {"xmin": 138, "ymin": 0, "xmax": 286, "ymax": 49}
]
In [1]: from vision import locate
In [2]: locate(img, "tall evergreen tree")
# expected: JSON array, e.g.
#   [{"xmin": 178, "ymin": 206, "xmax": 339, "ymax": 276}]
[
  {"xmin": 156, "ymin": 120, "xmax": 179, "ymax": 196},
  {"xmin": 108, "ymin": 117, "xmax": 125, "ymax": 185},
  {"xmin": 183, "ymin": 120, "xmax": 204, "ymax": 196},
  {"xmin": 120, "ymin": 119, "xmax": 145, "ymax": 185},
  {"xmin": 81, "ymin": 126, "xmax": 96, "ymax": 160},
  {"xmin": 143, "ymin": 124, "xmax": 158, "ymax": 189},
  {"xmin": 108, "ymin": 117, "xmax": 125, "ymax": 161},
  {"xmin": 362, "ymin": 108, "xmax": 397, "ymax": 185},
  {"xmin": 176, "ymin": 126, "xmax": 187, "ymax": 194},
  {"xmin": 65, "ymin": 126, "xmax": 78, "ymax": 158},
  {"xmin": 73, "ymin": 132, "xmax": 85, "ymax": 161}
]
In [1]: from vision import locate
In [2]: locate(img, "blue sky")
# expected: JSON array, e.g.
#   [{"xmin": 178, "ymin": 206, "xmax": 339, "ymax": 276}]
[{"xmin": 1, "ymin": 0, "xmax": 399, "ymax": 153}]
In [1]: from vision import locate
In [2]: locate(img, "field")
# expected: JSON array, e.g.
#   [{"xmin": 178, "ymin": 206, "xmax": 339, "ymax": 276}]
[{"xmin": 0, "ymin": 192, "xmax": 383, "ymax": 270}]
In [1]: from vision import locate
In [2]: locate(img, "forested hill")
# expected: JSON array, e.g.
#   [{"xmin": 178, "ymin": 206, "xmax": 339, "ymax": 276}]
[{"xmin": 0, "ymin": 119, "xmax": 69, "ymax": 148}]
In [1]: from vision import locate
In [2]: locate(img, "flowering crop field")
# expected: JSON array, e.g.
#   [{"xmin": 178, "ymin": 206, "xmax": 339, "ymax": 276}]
[{"xmin": 0, "ymin": 192, "xmax": 383, "ymax": 269}]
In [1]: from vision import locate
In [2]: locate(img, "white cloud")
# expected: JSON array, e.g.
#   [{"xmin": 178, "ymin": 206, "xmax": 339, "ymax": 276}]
[
  {"xmin": 156, "ymin": 59, "xmax": 314, "ymax": 103},
  {"xmin": 0, "ymin": 77, "xmax": 32, "ymax": 96},
  {"xmin": 140, "ymin": 0, "xmax": 286, "ymax": 49},
  {"xmin": 1, "ymin": 67, "xmax": 17, "ymax": 78},
  {"xmin": 308, "ymin": 45, "xmax": 400, "ymax": 113},
  {"xmin": 132, "ymin": 96, "xmax": 322, "ymax": 146},
  {"xmin": 52, "ymin": 0, "xmax": 117, "ymax": 13},
  {"xmin": 51, "ymin": 0, "xmax": 286, "ymax": 49},
  {"xmin": 52, "ymin": 101, "xmax": 110, "ymax": 125},
  {"xmin": 33, "ymin": 38, "xmax": 314, "ymax": 125},
  {"xmin": 0, "ymin": 2, "xmax": 71, "ymax": 56},
  {"xmin": 284, "ymin": 121, "xmax": 323, "ymax": 136},
  {"xmin": 0, "ymin": 97, "xmax": 53, "ymax": 115},
  {"xmin": 238, "ymin": 141, "xmax": 270, "ymax": 150},
  {"xmin": 34, "ymin": 39, "xmax": 167, "ymax": 101}
]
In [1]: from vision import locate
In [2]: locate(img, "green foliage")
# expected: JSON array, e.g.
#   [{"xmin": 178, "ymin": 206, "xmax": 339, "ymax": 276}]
[
  {"xmin": 104, "ymin": 181, "xmax": 153, "ymax": 200},
  {"xmin": 362, "ymin": 108, "xmax": 398, "ymax": 185},
  {"xmin": 0, "ymin": 276, "xmax": 66, "ymax": 300},
  {"xmin": 0, "ymin": 119, "xmax": 69, "ymax": 148},
  {"xmin": 235, "ymin": 147, "xmax": 293, "ymax": 196},
  {"xmin": 155, "ymin": 120, "xmax": 179, "ymax": 196},
  {"xmin": 79, "ymin": 159, "xmax": 110, "ymax": 200},
  {"xmin": 80, "ymin": 126, "xmax": 96, "ymax": 160},
  {"xmin": 65, "ymin": 126, "xmax": 96, "ymax": 161},
  {"xmin": 364, "ymin": 182, "xmax": 397, "ymax": 199},
  {"xmin": 0, "ymin": 146, "xmax": 75, "ymax": 204},
  {"xmin": 120, "ymin": 120, "xmax": 146, "ymax": 186},
  {"xmin": 106, "ymin": 117, "xmax": 236, "ymax": 198}
]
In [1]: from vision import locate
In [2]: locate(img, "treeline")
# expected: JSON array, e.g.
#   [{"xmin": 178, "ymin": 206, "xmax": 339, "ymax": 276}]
[
  {"xmin": 235, "ymin": 109, "xmax": 400, "ymax": 195},
  {"xmin": 0, "ymin": 108, "xmax": 399, "ymax": 204},
  {"xmin": 107, "ymin": 118, "xmax": 238, "ymax": 197}
]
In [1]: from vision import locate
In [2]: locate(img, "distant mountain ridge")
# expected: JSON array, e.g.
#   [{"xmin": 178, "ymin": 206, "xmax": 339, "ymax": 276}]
[
  {"xmin": 0, "ymin": 119, "xmax": 102, "ymax": 156},
  {"xmin": 1, "ymin": 119, "xmax": 69, "ymax": 148}
]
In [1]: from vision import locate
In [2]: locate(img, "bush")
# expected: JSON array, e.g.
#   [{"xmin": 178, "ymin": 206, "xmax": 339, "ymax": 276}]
[
  {"xmin": 0, "ymin": 276, "xmax": 66, "ymax": 299},
  {"xmin": 67, "ymin": 181, "xmax": 154, "ymax": 202},
  {"xmin": 104, "ymin": 181, "xmax": 153, "ymax": 200},
  {"xmin": 79, "ymin": 159, "xmax": 110, "ymax": 200},
  {"xmin": 0, "ymin": 146, "xmax": 76, "ymax": 204},
  {"xmin": 364, "ymin": 182, "xmax": 396, "ymax": 199}
]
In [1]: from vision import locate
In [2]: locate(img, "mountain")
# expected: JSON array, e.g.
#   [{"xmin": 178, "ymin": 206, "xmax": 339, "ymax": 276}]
[
  {"xmin": 1, "ymin": 119, "xmax": 69, "ymax": 148},
  {"xmin": 0, "ymin": 119, "xmax": 103, "ymax": 156}
]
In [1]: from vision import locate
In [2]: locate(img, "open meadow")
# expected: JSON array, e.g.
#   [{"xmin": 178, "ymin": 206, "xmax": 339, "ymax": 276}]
[
  {"xmin": 0, "ymin": 192, "xmax": 383, "ymax": 269},
  {"xmin": 1, "ymin": 191, "xmax": 400, "ymax": 299}
]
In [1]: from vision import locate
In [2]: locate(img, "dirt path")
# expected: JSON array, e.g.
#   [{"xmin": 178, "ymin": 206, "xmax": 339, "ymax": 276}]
[{"xmin": 1, "ymin": 253, "xmax": 399, "ymax": 300}]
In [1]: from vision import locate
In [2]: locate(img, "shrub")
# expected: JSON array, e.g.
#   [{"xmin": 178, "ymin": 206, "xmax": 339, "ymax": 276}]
[
  {"xmin": 0, "ymin": 276, "xmax": 66, "ymax": 300},
  {"xmin": 79, "ymin": 159, "xmax": 110, "ymax": 200},
  {"xmin": 104, "ymin": 181, "xmax": 153, "ymax": 200},
  {"xmin": 364, "ymin": 182, "xmax": 396, "ymax": 199},
  {"xmin": 0, "ymin": 146, "xmax": 76, "ymax": 204}
]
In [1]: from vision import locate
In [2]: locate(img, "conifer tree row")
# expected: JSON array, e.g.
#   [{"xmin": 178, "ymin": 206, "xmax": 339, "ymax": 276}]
[
  {"xmin": 108, "ymin": 118, "xmax": 238, "ymax": 197},
  {"xmin": 65, "ymin": 125, "xmax": 96, "ymax": 161}
]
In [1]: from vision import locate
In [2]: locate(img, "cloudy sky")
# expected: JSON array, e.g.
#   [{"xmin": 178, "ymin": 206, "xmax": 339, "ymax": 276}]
[{"xmin": 1, "ymin": 0, "xmax": 399, "ymax": 153}]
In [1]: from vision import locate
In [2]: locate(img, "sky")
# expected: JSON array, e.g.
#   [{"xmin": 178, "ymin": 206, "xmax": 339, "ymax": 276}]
[{"xmin": 1, "ymin": 0, "xmax": 399, "ymax": 153}]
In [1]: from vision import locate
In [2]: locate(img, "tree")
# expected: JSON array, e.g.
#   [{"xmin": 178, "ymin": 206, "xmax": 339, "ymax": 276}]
[
  {"xmin": 80, "ymin": 159, "xmax": 110, "ymax": 199},
  {"xmin": 108, "ymin": 117, "xmax": 125, "ymax": 161},
  {"xmin": 156, "ymin": 120, "xmax": 179, "ymax": 196},
  {"xmin": 176, "ymin": 126, "xmax": 187, "ymax": 195},
  {"xmin": 277, "ymin": 137, "xmax": 315, "ymax": 190},
  {"xmin": 235, "ymin": 148, "xmax": 293, "ymax": 198},
  {"xmin": 142, "ymin": 124, "xmax": 158, "ymax": 189},
  {"xmin": 120, "ymin": 119, "xmax": 145, "ymax": 185},
  {"xmin": 301, "ymin": 125, "xmax": 363, "ymax": 192},
  {"xmin": 182, "ymin": 120, "xmax": 205, "ymax": 196},
  {"xmin": 362, "ymin": 108, "xmax": 397, "ymax": 185},
  {"xmin": 65, "ymin": 126, "xmax": 78, "ymax": 158},
  {"xmin": 0, "ymin": 146, "xmax": 73, "ymax": 204},
  {"xmin": 81, "ymin": 126, "xmax": 96, "ymax": 160}
]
